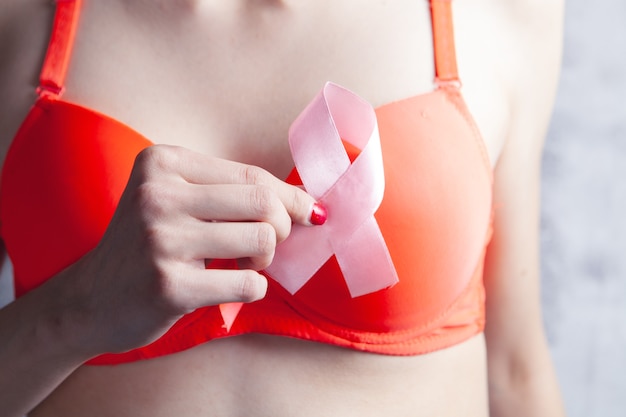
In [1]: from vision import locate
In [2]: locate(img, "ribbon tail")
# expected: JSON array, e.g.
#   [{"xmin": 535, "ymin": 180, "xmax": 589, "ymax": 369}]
[
  {"xmin": 335, "ymin": 216, "xmax": 399, "ymax": 297},
  {"xmin": 265, "ymin": 224, "xmax": 333, "ymax": 294}
]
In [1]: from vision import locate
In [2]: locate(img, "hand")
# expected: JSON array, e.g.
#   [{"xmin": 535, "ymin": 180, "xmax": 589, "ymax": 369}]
[{"xmin": 56, "ymin": 145, "xmax": 319, "ymax": 357}]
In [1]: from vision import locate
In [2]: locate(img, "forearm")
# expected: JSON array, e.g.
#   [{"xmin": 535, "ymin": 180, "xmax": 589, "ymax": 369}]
[
  {"xmin": 0, "ymin": 274, "xmax": 92, "ymax": 417},
  {"xmin": 488, "ymin": 339, "xmax": 566, "ymax": 417}
]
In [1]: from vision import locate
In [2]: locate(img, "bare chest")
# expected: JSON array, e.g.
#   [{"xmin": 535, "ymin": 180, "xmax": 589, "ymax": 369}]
[
  {"xmin": 1, "ymin": 0, "xmax": 512, "ymax": 176},
  {"xmin": 60, "ymin": 0, "xmax": 504, "ymax": 177}
]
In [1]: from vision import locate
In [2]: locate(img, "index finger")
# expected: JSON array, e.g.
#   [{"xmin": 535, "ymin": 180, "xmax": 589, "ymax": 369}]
[{"xmin": 151, "ymin": 145, "xmax": 324, "ymax": 226}]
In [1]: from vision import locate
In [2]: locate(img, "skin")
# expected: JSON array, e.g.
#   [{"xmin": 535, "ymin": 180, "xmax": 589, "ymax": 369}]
[{"xmin": 0, "ymin": 0, "xmax": 566, "ymax": 416}]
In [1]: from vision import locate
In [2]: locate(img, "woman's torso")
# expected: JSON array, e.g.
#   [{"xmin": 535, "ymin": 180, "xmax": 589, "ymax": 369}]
[{"xmin": 0, "ymin": 0, "xmax": 523, "ymax": 415}]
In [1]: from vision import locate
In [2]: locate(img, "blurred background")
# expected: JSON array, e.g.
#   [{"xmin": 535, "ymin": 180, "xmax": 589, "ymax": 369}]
[
  {"xmin": 541, "ymin": 0, "xmax": 626, "ymax": 416},
  {"xmin": 1, "ymin": 0, "xmax": 625, "ymax": 415}
]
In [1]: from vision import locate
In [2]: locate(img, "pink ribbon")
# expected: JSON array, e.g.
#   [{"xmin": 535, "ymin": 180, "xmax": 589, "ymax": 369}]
[
  {"xmin": 265, "ymin": 82, "xmax": 399, "ymax": 297},
  {"xmin": 219, "ymin": 83, "xmax": 398, "ymax": 331}
]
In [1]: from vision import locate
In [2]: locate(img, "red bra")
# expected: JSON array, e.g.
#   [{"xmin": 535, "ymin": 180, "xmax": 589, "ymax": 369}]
[{"xmin": 0, "ymin": 0, "xmax": 493, "ymax": 364}]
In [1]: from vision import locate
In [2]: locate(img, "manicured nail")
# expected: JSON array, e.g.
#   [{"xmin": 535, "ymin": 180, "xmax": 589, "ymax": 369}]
[{"xmin": 309, "ymin": 202, "xmax": 328, "ymax": 226}]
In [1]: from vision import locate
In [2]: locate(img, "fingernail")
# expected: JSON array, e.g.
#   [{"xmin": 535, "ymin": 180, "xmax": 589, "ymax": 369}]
[{"xmin": 309, "ymin": 202, "xmax": 328, "ymax": 226}]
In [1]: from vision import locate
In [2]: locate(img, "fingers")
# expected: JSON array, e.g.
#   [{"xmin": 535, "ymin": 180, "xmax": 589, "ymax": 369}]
[
  {"xmin": 130, "ymin": 145, "xmax": 328, "ymax": 287},
  {"xmin": 180, "ymin": 220, "xmax": 277, "ymax": 271},
  {"xmin": 137, "ymin": 145, "xmax": 322, "ymax": 227},
  {"xmin": 229, "ymin": 162, "xmax": 322, "ymax": 227},
  {"xmin": 201, "ymin": 158, "xmax": 319, "ymax": 227},
  {"xmin": 175, "ymin": 268, "xmax": 268, "ymax": 308},
  {"xmin": 185, "ymin": 184, "xmax": 292, "ymax": 242}
]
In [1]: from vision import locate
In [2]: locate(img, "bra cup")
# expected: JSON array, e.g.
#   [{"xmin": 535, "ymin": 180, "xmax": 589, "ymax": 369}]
[
  {"xmin": 281, "ymin": 91, "xmax": 492, "ymax": 333},
  {"xmin": 1, "ymin": 98, "xmax": 152, "ymax": 296}
]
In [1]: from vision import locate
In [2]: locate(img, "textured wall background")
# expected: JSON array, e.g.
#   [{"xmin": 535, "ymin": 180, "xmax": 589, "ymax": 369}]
[
  {"xmin": 1, "ymin": 1, "xmax": 625, "ymax": 415},
  {"xmin": 541, "ymin": 0, "xmax": 626, "ymax": 416}
]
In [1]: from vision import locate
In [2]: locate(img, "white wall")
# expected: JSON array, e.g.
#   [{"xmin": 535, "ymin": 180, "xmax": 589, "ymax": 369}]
[{"xmin": 541, "ymin": 0, "xmax": 626, "ymax": 416}]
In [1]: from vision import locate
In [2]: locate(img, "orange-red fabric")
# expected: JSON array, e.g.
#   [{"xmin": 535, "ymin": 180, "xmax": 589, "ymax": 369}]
[
  {"xmin": 38, "ymin": 0, "xmax": 82, "ymax": 97},
  {"xmin": 0, "ymin": 0, "xmax": 493, "ymax": 364},
  {"xmin": 431, "ymin": 0, "xmax": 459, "ymax": 84}
]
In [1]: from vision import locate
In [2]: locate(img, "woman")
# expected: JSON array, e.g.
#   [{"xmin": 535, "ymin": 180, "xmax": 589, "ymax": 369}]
[{"xmin": 0, "ymin": 0, "xmax": 565, "ymax": 415}]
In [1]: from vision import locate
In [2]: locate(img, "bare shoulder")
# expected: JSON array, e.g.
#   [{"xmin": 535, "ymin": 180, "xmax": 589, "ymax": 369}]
[
  {"xmin": 450, "ymin": 0, "xmax": 562, "ymax": 166},
  {"xmin": 0, "ymin": 0, "xmax": 54, "ymax": 167},
  {"xmin": 484, "ymin": 0, "xmax": 564, "ymax": 187},
  {"xmin": 504, "ymin": 0, "xmax": 565, "ymax": 141}
]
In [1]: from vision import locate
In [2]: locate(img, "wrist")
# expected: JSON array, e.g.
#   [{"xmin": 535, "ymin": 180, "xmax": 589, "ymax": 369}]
[
  {"xmin": 0, "ymin": 265, "xmax": 95, "ymax": 417},
  {"xmin": 16, "ymin": 264, "xmax": 100, "ymax": 365}
]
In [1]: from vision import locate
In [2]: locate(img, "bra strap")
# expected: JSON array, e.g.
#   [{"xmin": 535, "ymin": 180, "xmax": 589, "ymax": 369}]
[
  {"xmin": 37, "ymin": 0, "xmax": 83, "ymax": 98},
  {"xmin": 430, "ymin": 0, "xmax": 460, "ymax": 86}
]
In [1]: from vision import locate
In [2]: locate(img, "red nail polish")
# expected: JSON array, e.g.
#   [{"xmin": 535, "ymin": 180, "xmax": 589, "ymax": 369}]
[{"xmin": 309, "ymin": 202, "xmax": 328, "ymax": 226}]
